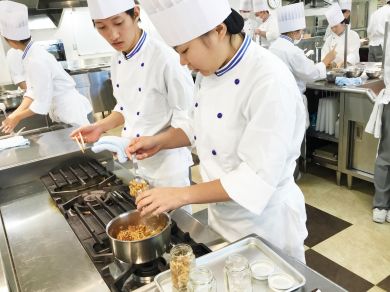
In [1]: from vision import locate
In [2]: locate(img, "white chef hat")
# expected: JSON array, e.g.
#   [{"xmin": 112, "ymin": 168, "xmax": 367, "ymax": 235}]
[
  {"xmin": 87, "ymin": 0, "xmax": 135, "ymax": 20},
  {"xmin": 325, "ymin": 3, "xmax": 344, "ymax": 27},
  {"xmin": 140, "ymin": 0, "xmax": 231, "ymax": 47},
  {"xmin": 338, "ymin": 0, "xmax": 352, "ymax": 11},
  {"xmin": 240, "ymin": 0, "xmax": 253, "ymax": 11},
  {"xmin": 0, "ymin": 1, "xmax": 30, "ymax": 41},
  {"xmin": 277, "ymin": 3, "xmax": 306, "ymax": 34},
  {"xmin": 252, "ymin": 0, "xmax": 269, "ymax": 12}
]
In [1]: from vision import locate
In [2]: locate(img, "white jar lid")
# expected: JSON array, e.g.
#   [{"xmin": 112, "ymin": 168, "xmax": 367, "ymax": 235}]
[
  {"xmin": 250, "ymin": 260, "xmax": 274, "ymax": 280},
  {"xmin": 268, "ymin": 273, "xmax": 295, "ymax": 290}
]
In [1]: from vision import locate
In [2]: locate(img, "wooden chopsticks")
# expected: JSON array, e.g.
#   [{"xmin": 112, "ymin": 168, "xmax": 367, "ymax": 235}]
[{"xmin": 74, "ymin": 132, "xmax": 86, "ymax": 153}]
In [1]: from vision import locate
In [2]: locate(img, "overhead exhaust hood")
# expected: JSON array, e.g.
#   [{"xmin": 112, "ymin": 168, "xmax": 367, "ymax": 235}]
[
  {"xmin": 9, "ymin": 0, "xmax": 88, "ymax": 28},
  {"xmin": 11, "ymin": 0, "xmax": 87, "ymax": 9}
]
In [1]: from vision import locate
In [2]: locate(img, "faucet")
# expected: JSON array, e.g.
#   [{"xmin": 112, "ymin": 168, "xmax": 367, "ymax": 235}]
[{"xmin": 0, "ymin": 103, "xmax": 6, "ymax": 117}]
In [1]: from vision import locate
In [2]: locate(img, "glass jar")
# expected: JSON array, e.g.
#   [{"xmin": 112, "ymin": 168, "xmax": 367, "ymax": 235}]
[
  {"xmin": 170, "ymin": 244, "xmax": 195, "ymax": 292},
  {"xmin": 188, "ymin": 266, "xmax": 216, "ymax": 292},
  {"xmin": 224, "ymin": 254, "xmax": 252, "ymax": 292}
]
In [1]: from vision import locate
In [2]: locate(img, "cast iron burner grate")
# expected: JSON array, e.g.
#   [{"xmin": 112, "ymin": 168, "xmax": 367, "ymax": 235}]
[{"xmin": 41, "ymin": 159, "xmax": 211, "ymax": 291}]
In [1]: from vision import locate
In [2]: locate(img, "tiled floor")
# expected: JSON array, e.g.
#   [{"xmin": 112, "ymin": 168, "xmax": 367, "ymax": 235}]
[{"xmin": 190, "ymin": 163, "xmax": 390, "ymax": 292}]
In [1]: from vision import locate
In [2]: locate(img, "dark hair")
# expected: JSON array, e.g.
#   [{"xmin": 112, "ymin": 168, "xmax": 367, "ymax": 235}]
[
  {"xmin": 4, "ymin": 36, "xmax": 31, "ymax": 44},
  {"xmin": 125, "ymin": 8, "xmax": 136, "ymax": 19},
  {"xmin": 223, "ymin": 9, "xmax": 244, "ymax": 34},
  {"xmin": 93, "ymin": 8, "xmax": 138, "ymax": 26}
]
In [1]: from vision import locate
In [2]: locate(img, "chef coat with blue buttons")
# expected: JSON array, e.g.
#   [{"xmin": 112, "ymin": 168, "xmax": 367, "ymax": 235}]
[
  {"xmin": 182, "ymin": 35, "xmax": 308, "ymax": 262},
  {"xmin": 110, "ymin": 31, "xmax": 194, "ymax": 186},
  {"xmin": 22, "ymin": 42, "xmax": 92, "ymax": 126}
]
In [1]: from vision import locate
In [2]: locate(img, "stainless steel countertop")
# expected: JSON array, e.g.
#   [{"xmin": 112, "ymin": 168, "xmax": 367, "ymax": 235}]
[
  {"xmin": 0, "ymin": 126, "xmax": 83, "ymax": 172},
  {"xmin": 0, "ymin": 181, "xmax": 109, "ymax": 292},
  {"xmin": 306, "ymin": 78, "xmax": 385, "ymax": 102}
]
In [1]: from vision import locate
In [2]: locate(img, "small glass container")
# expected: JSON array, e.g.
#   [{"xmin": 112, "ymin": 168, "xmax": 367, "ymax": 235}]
[
  {"xmin": 170, "ymin": 244, "xmax": 195, "ymax": 291},
  {"xmin": 224, "ymin": 254, "xmax": 252, "ymax": 292},
  {"xmin": 188, "ymin": 266, "xmax": 216, "ymax": 292}
]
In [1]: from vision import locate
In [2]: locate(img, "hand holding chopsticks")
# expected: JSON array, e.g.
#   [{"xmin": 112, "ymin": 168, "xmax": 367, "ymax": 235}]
[{"xmin": 73, "ymin": 132, "xmax": 86, "ymax": 153}]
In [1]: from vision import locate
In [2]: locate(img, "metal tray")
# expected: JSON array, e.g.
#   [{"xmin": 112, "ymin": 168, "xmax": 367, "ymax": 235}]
[{"xmin": 155, "ymin": 236, "xmax": 306, "ymax": 291}]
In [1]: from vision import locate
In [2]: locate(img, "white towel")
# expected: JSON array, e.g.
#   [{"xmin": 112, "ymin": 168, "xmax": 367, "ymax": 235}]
[
  {"xmin": 91, "ymin": 136, "xmax": 131, "ymax": 163},
  {"xmin": 365, "ymin": 89, "xmax": 390, "ymax": 139},
  {"xmin": 0, "ymin": 136, "xmax": 30, "ymax": 150}
]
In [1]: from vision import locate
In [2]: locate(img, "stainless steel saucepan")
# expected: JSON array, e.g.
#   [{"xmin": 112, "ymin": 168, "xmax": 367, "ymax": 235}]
[
  {"xmin": 0, "ymin": 92, "xmax": 23, "ymax": 110},
  {"xmin": 106, "ymin": 210, "xmax": 171, "ymax": 264}
]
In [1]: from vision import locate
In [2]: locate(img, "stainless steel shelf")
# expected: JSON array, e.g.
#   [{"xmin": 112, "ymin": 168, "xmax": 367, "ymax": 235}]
[{"xmin": 307, "ymin": 127, "xmax": 339, "ymax": 143}]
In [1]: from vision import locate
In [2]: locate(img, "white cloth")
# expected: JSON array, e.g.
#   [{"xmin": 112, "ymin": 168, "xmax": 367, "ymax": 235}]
[
  {"xmin": 321, "ymin": 27, "xmax": 360, "ymax": 66},
  {"xmin": 276, "ymin": 2, "xmax": 305, "ymax": 34},
  {"xmin": 0, "ymin": 1, "xmax": 30, "ymax": 41},
  {"xmin": 240, "ymin": 0, "xmax": 253, "ymax": 11},
  {"xmin": 339, "ymin": 0, "xmax": 352, "ymax": 11},
  {"xmin": 140, "ymin": 0, "xmax": 231, "ymax": 47},
  {"xmin": 367, "ymin": 5, "xmax": 390, "ymax": 47},
  {"xmin": 256, "ymin": 12, "xmax": 280, "ymax": 48},
  {"xmin": 22, "ymin": 42, "xmax": 92, "ymax": 126},
  {"xmin": 6, "ymin": 48, "xmax": 25, "ymax": 85},
  {"xmin": 253, "ymin": 0, "xmax": 268, "ymax": 12},
  {"xmin": 0, "ymin": 136, "xmax": 29, "ymax": 151},
  {"xmin": 181, "ymin": 36, "xmax": 307, "ymax": 262},
  {"xmin": 325, "ymin": 3, "xmax": 344, "ymax": 27},
  {"xmin": 270, "ymin": 36, "xmax": 326, "ymax": 128},
  {"xmin": 366, "ymin": 36, "xmax": 390, "ymax": 138},
  {"xmin": 92, "ymin": 136, "xmax": 131, "ymax": 163},
  {"xmin": 87, "ymin": 0, "xmax": 135, "ymax": 19},
  {"xmin": 110, "ymin": 31, "xmax": 194, "ymax": 187}
]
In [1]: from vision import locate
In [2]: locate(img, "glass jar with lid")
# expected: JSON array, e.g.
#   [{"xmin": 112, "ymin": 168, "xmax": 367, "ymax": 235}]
[
  {"xmin": 170, "ymin": 244, "xmax": 195, "ymax": 291},
  {"xmin": 188, "ymin": 266, "xmax": 216, "ymax": 292}
]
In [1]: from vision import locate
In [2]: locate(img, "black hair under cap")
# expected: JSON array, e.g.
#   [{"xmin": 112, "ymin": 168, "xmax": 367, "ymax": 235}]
[{"xmin": 223, "ymin": 9, "xmax": 244, "ymax": 34}]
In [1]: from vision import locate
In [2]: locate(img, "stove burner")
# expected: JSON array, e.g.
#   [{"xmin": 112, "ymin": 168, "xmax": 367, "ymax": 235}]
[
  {"xmin": 41, "ymin": 159, "xmax": 211, "ymax": 291},
  {"xmin": 82, "ymin": 190, "xmax": 107, "ymax": 204}
]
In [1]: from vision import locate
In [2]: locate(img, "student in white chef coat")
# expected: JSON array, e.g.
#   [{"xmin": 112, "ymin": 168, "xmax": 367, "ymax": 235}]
[
  {"xmin": 366, "ymin": 37, "xmax": 390, "ymax": 223},
  {"xmin": 6, "ymin": 48, "xmax": 26, "ymax": 90},
  {"xmin": 0, "ymin": 1, "xmax": 93, "ymax": 134},
  {"xmin": 323, "ymin": 0, "xmax": 352, "ymax": 41},
  {"xmin": 270, "ymin": 3, "xmax": 336, "ymax": 128},
  {"xmin": 253, "ymin": 0, "xmax": 279, "ymax": 48},
  {"xmin": 71, "ymin": 1, "xmax": 194, "ymax": 193},
  {"xmin": 322, "ymin": 3, "xmax": 360, "ymax": 67},
  {"xmin": 367, "ymin": 1, "xmax": 390, "ymax": 62},
  {"xmin": 131, "ymin": 0, "xmax": 308, "ymax": 262},
  {"xmin": 239, "ymin": 0, "xmax": 257, "ymax": 40}
]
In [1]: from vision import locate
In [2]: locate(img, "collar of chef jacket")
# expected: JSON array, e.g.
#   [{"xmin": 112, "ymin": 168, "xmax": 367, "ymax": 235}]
[
  {"xmin": 280, "ymin": 34, "xmax": 294, "ymax": 44},
  {"xmin": 215, "ymin": 34, "xmax": 251, "ymax": 77},
  {"xmin": 22, "ymin": 40, "xmax": 34, "ymax": 60},
  {"xmin": 123, "ymin": 30, "xmax": 147, "ymax": 60}
]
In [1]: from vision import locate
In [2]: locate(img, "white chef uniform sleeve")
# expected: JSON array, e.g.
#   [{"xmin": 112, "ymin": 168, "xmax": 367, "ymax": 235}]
[
  {"xmin": 6, "ymin": 51, "xmax": 25, "ymax": 85},
  {"xmin": 163, "ymin": 57, "xmax": 195, "ymax": 145},
  {"xmin": 291, "ymin": 49, "xmax": 326, "ymax": 81},
  {"xmin": 220, "ymin": 75, "xmax": 301, "ymax": 215},
  {"xmin": 27, "ymin": 60, "xmax": 54, "ymax": 115},
  {"xmin": 265, "ymin": 16, "xmax": 279, "ymax": 42},
  {"xmin": 346, "ymin": 31, "xmax": 361, "ymax": 65}
]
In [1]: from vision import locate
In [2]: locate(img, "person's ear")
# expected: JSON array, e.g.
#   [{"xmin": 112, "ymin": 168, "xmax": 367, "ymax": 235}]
[
  {"xmin": 214, "ymin": 23, "xmax": 228, "ymax": 41},
  {"xmin": 133, "ymin": 6, "xmax": 141, "ymax": 22}
]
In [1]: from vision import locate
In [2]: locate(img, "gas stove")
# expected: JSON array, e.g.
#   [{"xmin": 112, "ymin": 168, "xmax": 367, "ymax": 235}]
[{"xmin": 40, "ymin": 158, "xmax": 210, "ymax": 291}]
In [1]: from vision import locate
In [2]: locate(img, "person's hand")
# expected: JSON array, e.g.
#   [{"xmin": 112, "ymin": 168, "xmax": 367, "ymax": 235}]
[
  {"xmin": 69, "ymin": 123, "xmax": 103, "ymax": 143},
  {"xmin": 135, "ymin": 187, "xmax": 188, "ymax": 217},
  {"xmin": 126, "ymin": 136, "xmax": 162, "ymax": 160},
  {"xmin": 0, "ymin": 114, "xmax": 20, "ymax": 134},
  {"xmin": 255, "ymin": 28, "xmax": 262, "ymax": 35},
  {"xmin": 322, "ymin": 48, "xmax": 337, "ymax": 67}
]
